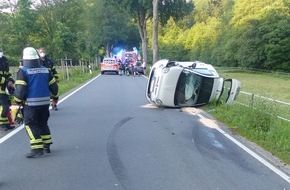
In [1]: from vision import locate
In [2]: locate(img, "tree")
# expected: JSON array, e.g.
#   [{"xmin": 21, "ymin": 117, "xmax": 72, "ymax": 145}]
[
  {"xmin": 0, "ymin": 11, "xmax": 11, "ymax": 54},
  {"xmin": 157, "ymin": 17, "xmax": 190, "ymax": 61},
  {"xmin": 0, "ymin": 0, "xmax": 39, "ymax": 63},
  {"xmin": 259, "ymin": 3, "xmax": 290, "ymax": 71},
  {"xmin": 53, "ymin": 22, "xmax": 75, "ymax": 58},
  {"xmin": 35, "ymin": 0, "xmax": 84, "ymax": 60},
  {"xmin": 152, "ymin": 0, "xmax": 158, "ymax": 63},
  {"xmin": 226, "ymin": 0, "xmax": 290, "ymax": 70},
  {"xmin": 85, "ymin": 0, "xmax": 139, "ymax": 58},
  {"xmin": 107, "ymin": 0, "xmax": 193, "ymax": 65}
]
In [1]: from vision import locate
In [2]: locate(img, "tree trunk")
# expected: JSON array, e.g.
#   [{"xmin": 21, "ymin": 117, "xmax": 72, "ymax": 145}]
[
  {"xmin": 141, "ymin": 27, "xmax": 148, "ymax": 68},
  {"xmin": 137, "ymin": 14, "xmax": 148, "ymax": 68},
  {"xmin": 152, "ymin": 0, "xmax": 159, "ymax": 64},
  {"xmin": 106, "ymin": 43, "xmax": 110, "ymax": 57}
]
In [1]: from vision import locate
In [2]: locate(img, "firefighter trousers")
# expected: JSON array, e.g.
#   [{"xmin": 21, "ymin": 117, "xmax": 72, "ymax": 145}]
[
  {"xmin": 0, "ymin": 94, "xmax": 10, "ymax": 126},
  {"xmin": 23, "ymin": 105, "xmax": 52, "ymax": 149}
]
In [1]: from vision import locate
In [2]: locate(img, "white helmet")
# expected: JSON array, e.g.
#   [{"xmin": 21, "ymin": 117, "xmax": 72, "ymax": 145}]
[{"xmin": 23, "ymin": 47, "xmax": 39, "ymax": 60}]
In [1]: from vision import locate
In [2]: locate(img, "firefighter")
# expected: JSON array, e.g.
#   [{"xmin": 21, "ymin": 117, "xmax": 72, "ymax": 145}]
[
  {"xmin": 14, "ymin": 47, "xmax": 58, "ymax": 158},
  {"xmin": 0, "ymin": 46, "xmax": 15, "ymax": 131},
  {"xmin": 38, "ymin": 47, "xmax": 59, "ymax": 110}
]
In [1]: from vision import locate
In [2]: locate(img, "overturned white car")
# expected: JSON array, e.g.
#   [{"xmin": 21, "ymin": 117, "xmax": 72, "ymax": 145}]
[{"xmin": 146, "ymin": 59, "xmax": 241, "ymax": 107}]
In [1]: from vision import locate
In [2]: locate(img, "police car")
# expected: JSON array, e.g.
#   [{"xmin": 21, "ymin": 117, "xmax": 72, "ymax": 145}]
[{"xmin": 146, "ymin": 59, "xmax": 241, "ymax": 107}]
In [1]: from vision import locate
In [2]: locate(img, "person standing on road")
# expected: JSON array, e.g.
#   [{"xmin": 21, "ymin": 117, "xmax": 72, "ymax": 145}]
[
  {"xmin": 0, "ymin": 46, "xmax": 15, "ymax": 131},
  {"xmin": 124, "ymin": 58, "xmax": 131, "ymax": 76},
  {"xmin": 14, "ymin": 47, "xmax": 58, "ymax": 158},
  {"xmin": 38, "ymin": 47, "xmax": 59, "ymax": 110},
  {"xmin": 142, "ymin": 58, "xmax": 147, "ymax": 75}
]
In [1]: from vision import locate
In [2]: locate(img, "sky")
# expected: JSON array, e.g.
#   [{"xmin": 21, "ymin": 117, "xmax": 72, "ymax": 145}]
[{"xmin": 0, "ymin": 0, "xmax": 40, "ymax": 13}]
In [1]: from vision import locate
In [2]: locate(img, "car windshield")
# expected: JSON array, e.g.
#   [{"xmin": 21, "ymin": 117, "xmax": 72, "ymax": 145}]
[
  {"xmin": 103, "ymin": 59, "xmax": 115, "ymax": 64},
  {"xmin": 174, "ymin": 70, "xmax": 214, "ymax": 106}
]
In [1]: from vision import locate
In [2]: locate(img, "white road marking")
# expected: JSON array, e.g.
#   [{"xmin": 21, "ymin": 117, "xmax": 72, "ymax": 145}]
[
  {"xmin": 197, "ymin": 113, "xmax": 290, "ymax": 184},
  {"xmin": 0, "ymin": 124, "xmax": 24, "ymax": 144}
]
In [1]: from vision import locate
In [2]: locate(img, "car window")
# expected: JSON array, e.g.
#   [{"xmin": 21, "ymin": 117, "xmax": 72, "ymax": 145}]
[
  {"xmin": 103, "ymin": 59, "xmax": 115, "ymax": 64},
  {"xmin": 174, "ymin": 70, "xmax": 214, "ymax": 106},
  {"xmin": 174, "ymin": 71, "xmax": 201, "ymax": 106},
  {"xmin": 218, "ymin": 79, "xmax": 233, "ymax": 103}
]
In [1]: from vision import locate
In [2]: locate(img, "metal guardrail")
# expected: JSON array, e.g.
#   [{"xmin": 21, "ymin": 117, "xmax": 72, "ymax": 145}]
[{"xmin": 239, "ymin": 91, "xmax": 290, "ymax": 122}]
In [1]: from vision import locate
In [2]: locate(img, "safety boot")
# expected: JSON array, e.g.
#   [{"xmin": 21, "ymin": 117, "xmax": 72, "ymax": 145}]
[
  {"xmin": 26, "ymin": 148, "xmax": 44, "ymax": 158},
  {"xmin": 43, "ymin": 144, "xmax": 51, "ymax": 153},
  {"xmin": 0, "ymin": 124, "xmax": 15, "ymax": 131},
  {"xmin": 5, "ymin": 124, "xmax": 15, "ymax": 130}
]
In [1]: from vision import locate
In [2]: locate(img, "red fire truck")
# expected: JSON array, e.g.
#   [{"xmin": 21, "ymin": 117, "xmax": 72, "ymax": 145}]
[{"xmin": 122, "ymin": 51, "xmax": 138, "ymax": 66}]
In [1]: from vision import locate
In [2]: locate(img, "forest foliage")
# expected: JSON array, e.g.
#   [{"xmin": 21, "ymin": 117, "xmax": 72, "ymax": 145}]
[
  {"xmin": 0, "ymin": 0, "xmax": 289, "ymax": 72},
  {"xmin": 156, "ymin": 0, "xmax": 290, "ymax": 72}
]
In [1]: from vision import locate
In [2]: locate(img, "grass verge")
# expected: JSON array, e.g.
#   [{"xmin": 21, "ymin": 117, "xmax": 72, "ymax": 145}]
[
  {"xmin": 58, "ymin": 68, "xmax": 99, "ymax": 96},
  {"xmin": 204, "ymin": 68, "xmax": 290, "ymax": 164},
  {"xmin": 205, "ymin": 103, "xmax": 290, "ymax": 164}
]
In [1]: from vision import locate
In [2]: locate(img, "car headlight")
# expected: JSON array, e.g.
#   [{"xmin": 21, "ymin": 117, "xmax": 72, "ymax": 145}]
[
  {"xmin": 162, "ymin": 67, "xmax": 170, "ymax": 74},
  {"xmin": 156, "ymin": 99, "xmax": 163, "ymax": 105}
]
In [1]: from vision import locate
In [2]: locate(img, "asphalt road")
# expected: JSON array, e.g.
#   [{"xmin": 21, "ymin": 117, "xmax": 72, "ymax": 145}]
[{"xmin": 0, "ymin": 73, "xmax": 289, "ymax": 190}]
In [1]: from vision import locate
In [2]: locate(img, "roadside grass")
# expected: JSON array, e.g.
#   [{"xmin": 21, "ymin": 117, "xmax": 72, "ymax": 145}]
[
  {"xmin": 206, "ymin": 102, "xmax": 290, "ymax": 164},
  {"xmin": 217, "ymin": 68, "xmax": 290, "ymax": 102},
  {"xmin": 57, "ymin": 68, "xmax": 99, "ymax": 96},
  {"xmin": 204, "ymin": 69, "xmax": 290, "ymax": 164}
]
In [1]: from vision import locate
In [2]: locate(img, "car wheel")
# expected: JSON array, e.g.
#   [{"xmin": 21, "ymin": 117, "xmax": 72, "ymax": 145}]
[{"xmin": 101, "ymin": 71, "xmax": 104, "ymax": 74}]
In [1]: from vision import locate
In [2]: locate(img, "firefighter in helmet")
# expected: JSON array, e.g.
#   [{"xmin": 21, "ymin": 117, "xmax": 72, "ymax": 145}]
[{"xmin": 14, "ymin": 47, "xmax": 58, "ymax": 158}]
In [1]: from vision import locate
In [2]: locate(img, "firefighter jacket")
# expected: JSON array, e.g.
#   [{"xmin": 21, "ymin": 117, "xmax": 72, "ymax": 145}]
[
  {"xmin": 39, "ymin": 56, "xmax": 59, "ymax": 80},
  {"xmin": 14, "ymin": 63, "xmax": 58, "ymax": 106},
  {"xmin": 0, "ymin": 56, "xmax": 14, "ymax": 94}
]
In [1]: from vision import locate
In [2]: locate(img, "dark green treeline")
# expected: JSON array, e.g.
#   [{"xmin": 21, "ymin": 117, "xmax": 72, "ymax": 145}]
[{"xmin": 0, "ymin": 0, "xmax": 289, "ymax": 72}]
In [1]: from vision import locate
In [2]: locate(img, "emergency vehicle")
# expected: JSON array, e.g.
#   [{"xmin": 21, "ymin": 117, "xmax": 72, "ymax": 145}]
[
  {"xmin": 100, "ymin": 57, "xmax": 119, "ymax": 75},
  {"xmin": 122, "ymin": 51, "xmax": 138, "ymax": 66}
]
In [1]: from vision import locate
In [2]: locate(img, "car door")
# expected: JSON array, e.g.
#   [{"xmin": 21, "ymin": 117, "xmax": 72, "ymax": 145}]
[{"xmin": 218, "ymin": 79, "xmax": 241, "ymax": 104}]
